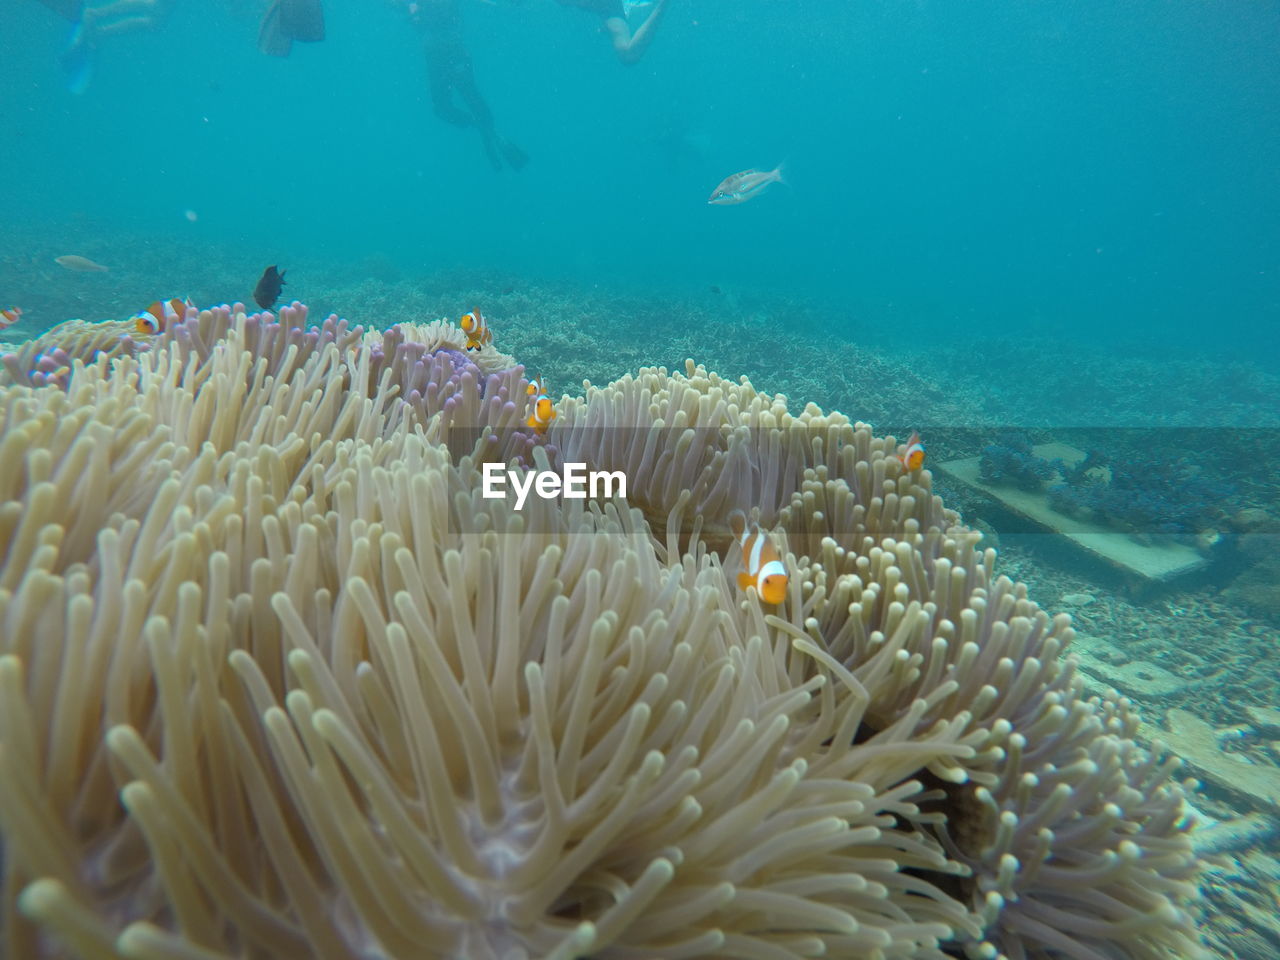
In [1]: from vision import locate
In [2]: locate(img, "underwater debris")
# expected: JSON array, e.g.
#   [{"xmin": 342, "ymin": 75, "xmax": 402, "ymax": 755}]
[
  {"xmin": 977, "ymin": 434, "xmax": 1228, "ymax": 542},
  {"xmin": 1192, "ymin": 813, "xmax": 1279, "ymax": 856},
  {"xmin": 980, "ymin": 436, "xmax": 1059, "ymax": 489},
  {"xmin": 1152, "ymin": 709, "xmax": 1280, "ymax": 815},
  {"xmin": 940, "ymin": 442, "xmax": 1208, "ymax": 584}
]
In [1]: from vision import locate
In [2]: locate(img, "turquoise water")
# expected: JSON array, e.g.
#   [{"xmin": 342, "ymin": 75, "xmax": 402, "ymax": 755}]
[
  {"xmin": 3, "ymin": 4, "xmax": 1280, "ymax": 958},
  {"xmin": 3, "ymin": 1, "xmax": 1278, "ymax": 362}
]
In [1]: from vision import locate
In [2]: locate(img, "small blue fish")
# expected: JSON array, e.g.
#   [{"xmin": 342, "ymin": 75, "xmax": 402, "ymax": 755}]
[{"xmin": 707, "ymin": 164, "xmax": 784, "ymax": 205}]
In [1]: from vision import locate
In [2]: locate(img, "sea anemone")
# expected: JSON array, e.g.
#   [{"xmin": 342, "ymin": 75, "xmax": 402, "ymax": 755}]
[{"xmin": 0, "ymin": 305, "xmax": 1204, "ymax": 959}]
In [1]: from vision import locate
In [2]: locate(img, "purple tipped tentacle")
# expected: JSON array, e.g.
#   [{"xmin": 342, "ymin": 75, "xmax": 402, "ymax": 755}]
[
  {"xmin": 1, "ymin": 352, "xmax": 31, "ymax": 386},
  {"xmin": 279, "ymin": 302, "xmax": 308, "ymax": 329}
]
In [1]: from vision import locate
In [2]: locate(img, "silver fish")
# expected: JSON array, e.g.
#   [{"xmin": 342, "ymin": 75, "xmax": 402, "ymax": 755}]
[
  {"xmin": 54, "ymin": 254, "xmax": 109, "ymax": 272},
  {"xmin": 707, "ymin": 165, "xmax": 784, "ymax": 205}
]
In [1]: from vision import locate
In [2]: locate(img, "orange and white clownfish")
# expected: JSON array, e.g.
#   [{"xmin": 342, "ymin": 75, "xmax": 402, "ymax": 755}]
[
  {"xmin": 460, "ymin": 308, "xmax": 492, "ymax": 351},
  {"xmin": 526, "ymin": 375, "xmax": 556, "ymax": 434},
  {"xmin": 134, "ymin": 297, "xmax": 193, "ymax": 336},
  {"xmin": 898, "ymin": 430, "xmax": 925, "ymax": 471},
  {"xmin": 729, "ymin": 510, "xmax": 788, "ymax": 605},
  {"xmin": 0, "ymin": 306, "xmax": 21, "ymax": 328}
]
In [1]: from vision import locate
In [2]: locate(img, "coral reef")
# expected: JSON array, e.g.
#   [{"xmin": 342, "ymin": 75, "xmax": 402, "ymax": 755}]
[
  {"xmin": 976, "ymin": 434, "xmax": 1226, "ymax": 544},
  {"xmin": 979, "ymin": 437, "xmax": 1059, "ymax": 491},
  {"xmin": 0, "ymin": 305, "xmax": 1205, "ymax": 959},
  {"xmin": 1221, "ymin": 553, "xmax": 1280, "ymax": 624},
  {"xmin": 1051, "ymin": 456, "xmax": 1223, "ymax": 541},
  {"xmin": 1200, "ymin": 848, "xmax": 1280, "ymax": 960}
]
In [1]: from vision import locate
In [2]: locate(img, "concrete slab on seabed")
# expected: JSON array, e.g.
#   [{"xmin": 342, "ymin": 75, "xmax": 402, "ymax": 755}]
[{"xmin": 937, "ymin": 442, "xmax": 1208, "ymax": 583}]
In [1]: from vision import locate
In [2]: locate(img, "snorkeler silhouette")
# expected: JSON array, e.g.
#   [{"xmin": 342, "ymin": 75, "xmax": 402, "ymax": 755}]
[
  {"xmin": 405, "ymin": 0, "xmax": 528, "ymax": 172},
  {"xmin": 45, "ymin": 0, "xmax": 324, "ymax": 93}
]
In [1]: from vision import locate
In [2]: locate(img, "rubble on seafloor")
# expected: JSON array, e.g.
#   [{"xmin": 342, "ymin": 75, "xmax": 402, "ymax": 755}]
[
  {"xmin": 1053, "ymin": 599, "xmax": 1278, "ymax": 960},
  {"xmin": 1154, "ymin": 706, "xmax": 1280, "ymax": 960},
  {"xmin": 1140, "ymin": 709, "xmax": 1280, "ymax": 815},
  {"xmin": 1191, "ymin": 813, "xmax": 1278, "ymax": 856},
  {"xmin": 1246, "ymin": 704, "xmax": 1280, "ymax": 736},
  {"xmin": 1071, "ymin": 634, "xmax": 1191, "ymax": 697},
  {"xmin": 1133, "ymin": 699, "xmax": 1280, "ymax": 960},
  {"xmin": 1069, "ymin": 627, "xmax": 1280, "ymax": 960},
  {"xmin": 1201, "ymin": 845, "xmax": 1280, "ymax": 960},
  {"xmin": 1069, "ymin": 634, "xmax": 1278, "ymax": 803}
]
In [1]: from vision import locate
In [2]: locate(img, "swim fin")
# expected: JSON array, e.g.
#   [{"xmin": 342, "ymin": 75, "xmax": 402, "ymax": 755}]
[
  {"xmin": 258, "ymin": 1, "xmax": 290, "ymax": 56},
  {"xmin": 281, "ymin": 0, "xmax": 325, "ymax": 43},
  {"xmin": 499, "ymin": 137, "xmax": 529, "ymax": 172}
]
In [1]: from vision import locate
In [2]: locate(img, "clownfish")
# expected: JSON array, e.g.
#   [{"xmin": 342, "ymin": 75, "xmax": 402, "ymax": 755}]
[
  {"xmin": 460, "ymin": 308, "xmax": 492, "ymax": 351},
  {"xmin": 898, "ymin": 430, "xmax": 925, "ymax": 471},
  {"xmin": 729, "ymin": 510, "xmax": 788, "ymax": 605},
  {"xmin": 134, "ymin": 297, "xmax": 193, "ymax": 336},
  {"xmin": 1, "ymin": 306, "xmax": 21, "ymax": 328},
  {"xmin": 526, "ymin": 375, "xmax": 556, "ymax": 434}
]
